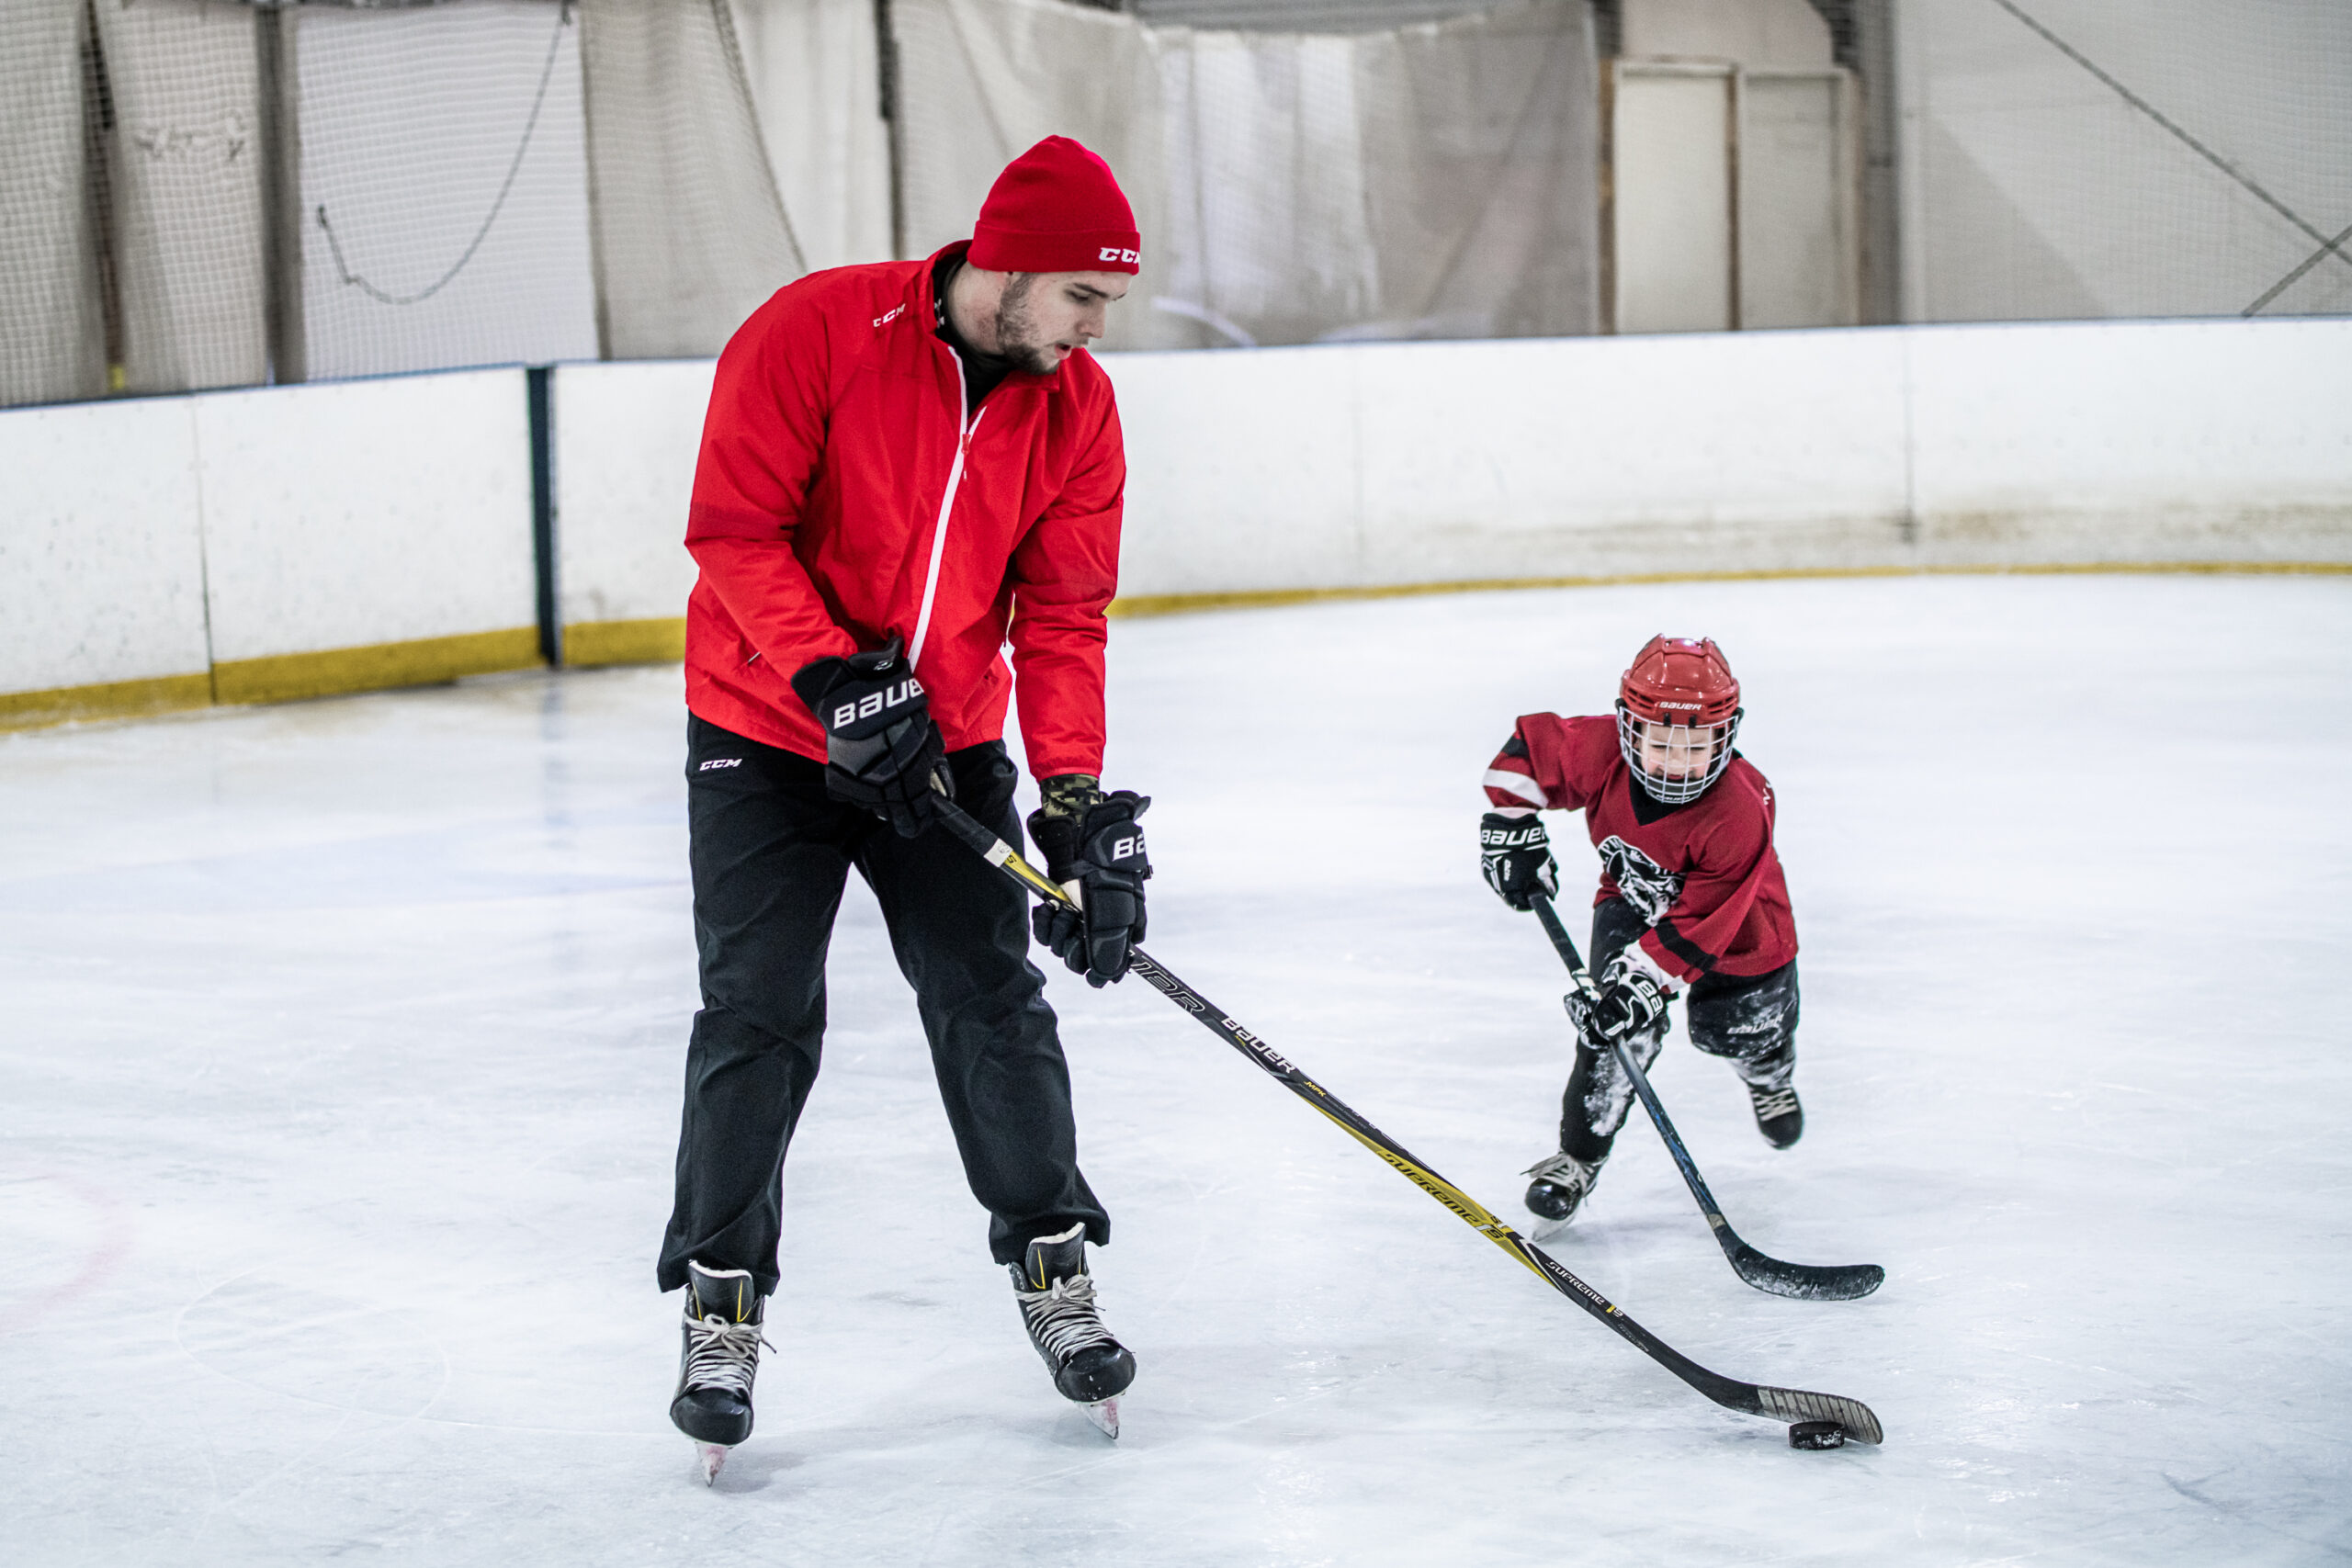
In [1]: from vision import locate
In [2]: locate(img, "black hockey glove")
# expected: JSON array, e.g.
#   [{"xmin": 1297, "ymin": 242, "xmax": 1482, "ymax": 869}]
[
  {"xmin": 1478, "ymin": 811, "xmax": 1559, "ymax": 911},
  {"xmin": 1026, "ymin": 777, "xmax": 1151, "ymax": 987},
  {"xmin": 789, "ymin": 635, "xmax": 949, "ymax": 838},
  {"xmin": 1565, "ymin": 953, "xmax": 1670, "ymax": 1046}
]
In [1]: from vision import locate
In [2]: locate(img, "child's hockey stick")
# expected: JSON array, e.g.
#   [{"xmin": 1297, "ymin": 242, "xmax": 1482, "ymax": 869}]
[
  {"xmin": 931, "ymin": 799, "xmax": 1883, "ymax": 1448},
  {"xmin": 1529, "ymin": 895, "xmax": 1884, "ymax": 1302}
]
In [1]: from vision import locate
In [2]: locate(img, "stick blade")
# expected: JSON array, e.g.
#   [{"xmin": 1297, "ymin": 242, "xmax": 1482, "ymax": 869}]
[
  {"xmin": 1727, "ymin": 1242, "xmax": 1885, "ymax": 1302},
  {"xmin": 1746, "ymin": 1385, "xmax": 1883, "ymax": 1445}
]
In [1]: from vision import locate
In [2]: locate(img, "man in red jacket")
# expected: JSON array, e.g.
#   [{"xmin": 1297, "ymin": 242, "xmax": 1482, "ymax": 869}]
[
  {"xmin": 1476, "ymin": 637, "xmax": 1804, "ymax": 1228},
  {"xmin": 659, "ymin": 138, "xmax": 1152, "ymax": 1474}
]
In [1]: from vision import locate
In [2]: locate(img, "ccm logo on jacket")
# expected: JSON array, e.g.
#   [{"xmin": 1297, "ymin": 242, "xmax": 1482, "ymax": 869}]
[{"xmin": 681, "ymin": 242, "xmax": 1125, "ymax": 783}]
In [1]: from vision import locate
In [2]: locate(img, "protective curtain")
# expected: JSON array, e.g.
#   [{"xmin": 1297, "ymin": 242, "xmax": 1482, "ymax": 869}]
[
  {"xmin": 91, "ymin": 0, "xmax": 269, "ymax": 395},
  {"xmin": 0, "ymin": 0, "xmax": 106, "ymax": 407},
  {"xmin": 891, "ymin": 0, "xmax": 1600, "ymax": 350},
  {"xmin": 578, "ymin": 0, "xmax": 807, "ymax": 358}
]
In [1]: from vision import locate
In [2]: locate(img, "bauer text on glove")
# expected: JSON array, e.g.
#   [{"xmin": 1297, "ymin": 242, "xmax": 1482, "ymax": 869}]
[
  {"xmin": 1565, "ymin": 953, "xmax": 1671, "ymax": 1045},
  {"xmin": 1479, "ymin": 810, "xmax": 1559, "ymax": 911},
  {"xmin": 788, "ymin": 635, "xmax": 950, "ymax": 838},
  {"xmin": 1027, "ymin": 786, "xmax": 1152, "ymax": 987}
]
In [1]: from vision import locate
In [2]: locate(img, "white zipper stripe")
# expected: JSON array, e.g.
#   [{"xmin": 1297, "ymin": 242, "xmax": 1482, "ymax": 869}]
[{"xmin": 910, "ymin": 354, "xmax": 980, "ymax": 670}]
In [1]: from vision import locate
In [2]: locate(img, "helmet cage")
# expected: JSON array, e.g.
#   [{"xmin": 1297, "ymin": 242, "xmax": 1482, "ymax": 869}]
[{"xmin": 1615, "ymin": 700, "xmax": 1741, "ymax": 805}]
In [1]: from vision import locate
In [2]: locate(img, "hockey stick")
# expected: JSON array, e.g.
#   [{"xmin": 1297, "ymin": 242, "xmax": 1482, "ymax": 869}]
[
  {"xmin": 931, "ymin": 799, "xmax": 1883, "ymax": 1448},
  {"xmin": 1529, "ymin": 895, "xmax": 1884, "ymax": 1303}
]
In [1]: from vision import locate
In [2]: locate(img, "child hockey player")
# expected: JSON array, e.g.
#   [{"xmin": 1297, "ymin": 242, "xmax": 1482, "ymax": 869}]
[{"xmin": 1477, "ymin": 636, "xmax": 1802, "ymax": 1225}]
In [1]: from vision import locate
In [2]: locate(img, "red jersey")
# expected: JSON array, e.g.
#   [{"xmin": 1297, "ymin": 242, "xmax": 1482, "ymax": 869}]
[
  {"xmin": 1483, "ymin": 713, "xmax": 1797, "ymax": 988},
  {"xmin": 681, "ymin": 243, "xmax": 1125, "ymax": 778}
]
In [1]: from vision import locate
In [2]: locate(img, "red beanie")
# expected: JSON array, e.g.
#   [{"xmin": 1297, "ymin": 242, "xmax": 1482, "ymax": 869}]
[{"xmin": 968, "ymin": 136, "xmax": 1140, "ymax": 275}]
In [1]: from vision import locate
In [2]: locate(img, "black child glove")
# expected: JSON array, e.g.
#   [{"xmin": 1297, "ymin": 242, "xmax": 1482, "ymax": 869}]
[
  {"xmin": 788, "ymin": 635, "xmax": 949, "ymax": 837},
  {"xmin": 1478, "ymin": 811, "xmax": 1559, "ymax": 911},
  {"xmin": 1026, "ymin": 780, "xmax": 1152, "ymax": 987},
  {"xmin": 1564, "ymin": 952, "xmax": 1671, "ymax": 1047}
]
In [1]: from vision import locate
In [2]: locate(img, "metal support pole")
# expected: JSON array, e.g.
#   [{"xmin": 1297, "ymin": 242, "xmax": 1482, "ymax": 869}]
[
  {"xmin": 875, "ymin": 0, "xmax": 906, "ymax": 260},
  {"xmin": 254, "ymin": 0, "xmax": 305, "ymax": 384}
]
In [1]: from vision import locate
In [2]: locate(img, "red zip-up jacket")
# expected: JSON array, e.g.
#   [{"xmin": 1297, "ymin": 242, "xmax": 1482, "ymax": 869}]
[
  {"xmin": 1485, "ymin": 714, "xmax": 1797, "ymax": 988},
  {"xmin": 681, "ymin": 243, "xmax": 1125, "ymax": 778}
]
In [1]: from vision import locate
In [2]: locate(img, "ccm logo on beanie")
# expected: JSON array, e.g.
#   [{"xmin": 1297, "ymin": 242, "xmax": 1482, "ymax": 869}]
[{"xmin": 970, "ymin": 136, "xmax": 1141, "ymax": 275}]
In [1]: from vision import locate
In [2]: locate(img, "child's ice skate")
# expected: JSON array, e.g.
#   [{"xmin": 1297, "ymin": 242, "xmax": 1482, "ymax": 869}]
[{"xmin": 1523, "ymin": 1149, "xmax": 1605, "ymax": 1240}]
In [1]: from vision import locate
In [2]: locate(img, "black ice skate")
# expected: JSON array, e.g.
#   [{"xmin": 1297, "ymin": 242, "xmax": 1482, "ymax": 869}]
[
  {"xmin": 1738, "ymin": 1047, "xmax": 1804, "ymax": 1148},
  {"xmin": 1523, "ymin": 1149, "xmax": 1604, "ymax": 1234},
  {"xmin": 1010, "ymin": 1224, "xmax": 1135, "ymax": 1438},
  {"xmin": 671, "ymin": 1260, "xmax": 771, "ymax": 1483},
  {"xmin": 1747, "ymin": 1083, "xmax": 1804, "ymax": 1148}
]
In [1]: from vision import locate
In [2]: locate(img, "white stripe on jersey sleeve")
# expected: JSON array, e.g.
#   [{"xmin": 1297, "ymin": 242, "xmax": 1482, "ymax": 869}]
[{"xmin": 1482, "ymin": 768, "xmax": 1549, "ymax": 807}]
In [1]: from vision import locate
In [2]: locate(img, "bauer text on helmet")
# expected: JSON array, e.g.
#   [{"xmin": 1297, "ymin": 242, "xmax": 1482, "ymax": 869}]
[{"xmin": 1616, "ymin": 636, "xmax": 1743, "ymax": 806}]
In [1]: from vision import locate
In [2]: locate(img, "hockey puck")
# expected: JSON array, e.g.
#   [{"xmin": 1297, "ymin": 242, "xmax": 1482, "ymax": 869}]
[{"xmin": 1788, "ymin": 1421, "xmax": 1847, "ymax": 1450}]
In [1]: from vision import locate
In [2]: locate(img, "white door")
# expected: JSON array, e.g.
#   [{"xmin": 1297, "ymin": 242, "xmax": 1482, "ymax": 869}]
[
  {"xmin": 1610, "ymin": 60, "xmax": 1859, "ymax": 333},
  {"xmin": 1611, "ymin": 62, "xmax": 1736, "ymax": 333},
  {"xmin": 1738, "ymin": 70, "xmax": 1859, "ymax": 330}
]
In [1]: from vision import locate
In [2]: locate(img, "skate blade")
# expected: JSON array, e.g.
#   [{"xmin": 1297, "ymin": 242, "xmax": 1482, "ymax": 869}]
[
  {"xmin": 1527, "ymin": 1215, "xmax": 1574, "ymax": 1247},
  {"xmin": 696, "ymin": 1441, "xmax": 731, "ymax": 1483},
  {"xmin": 1082, "ymin": 1397, "xmax": 1120, "ymax": 1439}
]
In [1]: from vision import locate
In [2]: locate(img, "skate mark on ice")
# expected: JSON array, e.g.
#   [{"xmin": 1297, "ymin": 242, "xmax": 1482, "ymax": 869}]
[
  {"xmin": 175, "ymin": 1267, "xmax": 450, "ymax": 1420},
  {"xmin": 2159, "ymin": 1470, "xmax": 2347, "ymax": 1553}
]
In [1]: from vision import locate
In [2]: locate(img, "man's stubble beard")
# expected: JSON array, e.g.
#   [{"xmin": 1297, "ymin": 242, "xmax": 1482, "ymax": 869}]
[{"xmin": 990, "ymin": 274, "xmax": 1065, "ymax": 375}]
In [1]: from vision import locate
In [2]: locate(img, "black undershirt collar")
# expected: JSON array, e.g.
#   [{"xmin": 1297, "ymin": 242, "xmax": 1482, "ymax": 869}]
[{"xmin": 932, "ymin": 254, "xmax": 1015, "ymax": 411}]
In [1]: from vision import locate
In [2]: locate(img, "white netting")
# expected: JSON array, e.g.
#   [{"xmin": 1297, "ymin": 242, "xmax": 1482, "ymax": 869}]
[
  {"xmin": 297, "ymin": 0, "xmax": 598, "ymax": 380},
  {"xmin": 7, "ymin": 0, "xmax": 2347, "ymax": 412},
  {"xmin": 892, "ymin": 0, "xmax": 1600, "ymax": 349},
  {"xmin": 0, "ymin": 0, "xmax": 800, "ymax": 408},
  {"xmin": 1903, "ymin": 0, "xmax": 2352, "ymax": 321},
  {"xmin": 0, "ymin": 0, "xmax": 106, "ymax": 407},
  {"xmin": 92, "ymin": 0, "xmax": 269, "ymax": 394},
  {"xmin": 580, "ymin": 0, "xmax": 806, "ymax": 358}
]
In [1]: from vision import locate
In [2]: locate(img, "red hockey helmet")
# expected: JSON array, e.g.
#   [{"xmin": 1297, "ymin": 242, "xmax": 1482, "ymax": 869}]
[{"xmin": 1615, "ymin": 636, "xmax": 1742, "ymax": 804}]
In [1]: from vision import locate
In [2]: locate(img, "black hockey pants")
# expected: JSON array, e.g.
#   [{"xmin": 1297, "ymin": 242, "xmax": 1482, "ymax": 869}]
[
  {"xmin": 657, "ymin": 716, "xmax": 1106, "ymax": 1298},
  {"xmin": 1558, "ymin": 897, "xmax": 1799, "ymax": 1163}
]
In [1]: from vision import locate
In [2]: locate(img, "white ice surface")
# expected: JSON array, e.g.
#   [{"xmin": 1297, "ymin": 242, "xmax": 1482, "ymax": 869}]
[{"xmin": 3, "ymin": 575, "xmax": 2348, "ymax": 1564}]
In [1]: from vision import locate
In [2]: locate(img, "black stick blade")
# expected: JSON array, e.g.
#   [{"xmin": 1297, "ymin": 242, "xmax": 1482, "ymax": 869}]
[
  {"xmin": 1745, "ymin": 1385, "xmax": 1883, "ymax": 1445},
  {"xmin": 1726, "ymin": 1240, "xmax": 1886, "ymax": 1302}
]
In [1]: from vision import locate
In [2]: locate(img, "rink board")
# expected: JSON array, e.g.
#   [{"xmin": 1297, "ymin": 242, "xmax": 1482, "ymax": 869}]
[
  {"xmin": 1107, "ymin": 316, "xmax": 2352, "ymax": 597},
  {"xmin": 193, "ymin": 372, "xmax": 541, "ymax": 673},
  {"xmin": 548, "ymin": 359, "xmax": 712, "ymax": 666},
  {"xmin": 1, "ymin": 370, "xmax": 544, "ymax": 728},
  {"xmin": 3, "ymin": 318, "xmax": 2346, "ymax": 726},
  {"xmin": 0, "ymin": 397, "xmax": 213, "ymax": 716}
]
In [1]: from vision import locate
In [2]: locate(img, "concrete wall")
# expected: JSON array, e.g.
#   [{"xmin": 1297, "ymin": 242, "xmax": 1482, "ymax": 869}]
[{"xmin": 6, "ymin": 317, "xmax": 2346, "ymax": 728}]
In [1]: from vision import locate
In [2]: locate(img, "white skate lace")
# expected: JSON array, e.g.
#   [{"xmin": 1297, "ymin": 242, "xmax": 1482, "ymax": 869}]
[
  {"xmin": 1750, "ymin": 1086, "xmax": 1801, "ymax": 1122},
  {"xmin": 1015, "ymin": 1274, "xmax": 1117, "ymax": 1365},
  {"xmin": 1522, "ymin": 1150, "xmax": 1597, "ymax": 1188},
  {"xmin": 682, "ymin": 1314, "xmax": 771, "ymax": 1397}
]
